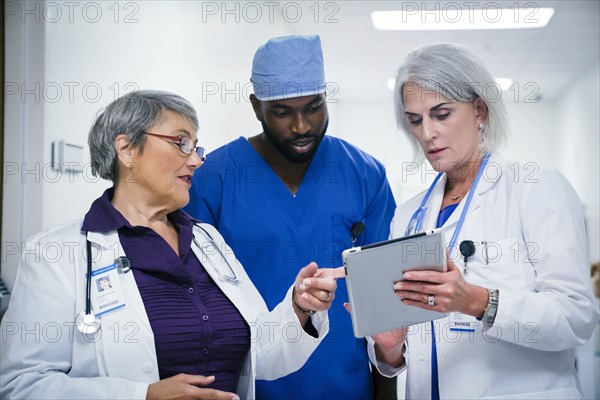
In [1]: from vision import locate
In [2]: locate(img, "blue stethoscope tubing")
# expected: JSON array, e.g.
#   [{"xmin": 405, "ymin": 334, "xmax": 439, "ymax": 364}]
[
  {"xmin": 406, "ymin": 153, "xmax": 490, "ymax": 251},
  {"xmin": 404, "ymin": 153, "xmax": 490, "ymax": 400}
]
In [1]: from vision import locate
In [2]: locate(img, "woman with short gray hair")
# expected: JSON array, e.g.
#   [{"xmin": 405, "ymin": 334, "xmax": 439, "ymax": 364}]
[
  {"xmin": 89, "ymin": 90, "xmax": 199, "ymax": 183},
  {"xmin": 369, "ymin": 43, "xmax": 598, "ymax": 399},
  {"xmin": 1, "ymin": 90, "xmax": 341, "ymax": 400}
]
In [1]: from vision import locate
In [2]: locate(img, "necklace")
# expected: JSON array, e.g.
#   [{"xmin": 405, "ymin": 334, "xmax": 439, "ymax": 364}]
[
  {"xmin": 449, "ymin": 185, "xmax": 470, "ymax": 201},
  {"xmin": 451, "ymin": 192, "xmax": 464, "ymax": 201},
  {"xmin": 448, "ymin": 157, "xmax": 483, "ymax": 202}
]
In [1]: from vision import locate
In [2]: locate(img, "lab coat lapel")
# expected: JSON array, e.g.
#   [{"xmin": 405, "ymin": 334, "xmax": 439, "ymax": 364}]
[
  {"xmin": 423, "ymin": 174, "xmax": 446, "ymax": 230},
  {"xmin": 427, "ymin": 155, "xmax": 503, "ymax": 232},
  {"xmin": 190, "ymin": 226, "xmax": 256, "ymax": 323},
  {"xmin": 478, "ymin": 152, "xmax": 504, "ymax": 196},
  {"xmin": 85, "ymin": 230, "xmax": 158, "ymax": 381},
  {"xmin": 86, "ymin": 230, "xmax": 153, "ymax": 333}
]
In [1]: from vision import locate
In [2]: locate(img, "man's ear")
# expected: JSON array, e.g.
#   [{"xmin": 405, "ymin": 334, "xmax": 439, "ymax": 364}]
[
  {"xmin": 249, "ymin": 94, "xmax": 264, "ymax": 121},
  {"xmin": 474, "ymin": 97, "xmax": 489, "ymax": 125},
  {"xmin": 114, "ymin": 134, "xmax": 135, "ymax": 168}
]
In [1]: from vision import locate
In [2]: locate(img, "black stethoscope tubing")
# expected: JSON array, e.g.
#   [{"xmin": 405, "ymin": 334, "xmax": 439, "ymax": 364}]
[
  {"xmin": 82, "ymin": 223, "xmax": 239, "ymax": 320},
  {"xmin": 85, "ymin": 235, "xmax": 92, "ymax": 316}
]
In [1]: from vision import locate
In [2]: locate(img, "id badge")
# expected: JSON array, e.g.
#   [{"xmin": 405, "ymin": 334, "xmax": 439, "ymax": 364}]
[
  {"xmin": 90, "ymin": 262, "xmax": 126, "ymax": 316},
  {"xmin": 448, "ymin": 312, "xmax": 479, "ymax": 332}
]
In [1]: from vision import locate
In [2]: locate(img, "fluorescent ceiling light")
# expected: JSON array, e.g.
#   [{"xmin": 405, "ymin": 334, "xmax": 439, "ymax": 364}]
[
  {"xmin": 387, "ymin": 77, "xmax": 514, "ymax": 91},
  {"xmin": 495, "ymin": 78, "xmax": 514, "ymax": 91},
  {"xmin": 372, "ymin": 7, "xmax": 555, "ymax": 30}
]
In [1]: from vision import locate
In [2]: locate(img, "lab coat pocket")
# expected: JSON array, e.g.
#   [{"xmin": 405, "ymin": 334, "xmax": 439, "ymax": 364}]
[{"xmin": 472, "ymin": 238, "xmax": 528, "ymax": 291}]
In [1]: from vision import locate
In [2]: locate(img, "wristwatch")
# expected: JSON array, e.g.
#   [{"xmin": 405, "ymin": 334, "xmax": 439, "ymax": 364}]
[
  {"xmin": 479, "ymin": 288, "xmax": 499, "ymax": 325},
  {"xmin": 291, "ymin": 286, "xmax": 316, "ymax": 316}
]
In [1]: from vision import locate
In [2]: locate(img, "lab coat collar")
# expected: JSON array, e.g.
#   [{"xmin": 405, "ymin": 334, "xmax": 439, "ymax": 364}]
[
  {"xmin": 84, "ymin": 229, "xmax": 154, "ymax": 335},
  {"xmin": 477, "ymin": 152, "xmax": 504, "ymax": 196},
  {"xmin": 190, "ymin": 224, "xmax": 258, "ymax": 324},
  {"xmin": 424, "ymin": 152, "xmax": 503, "ymax": 230},
  {"xmin": 86, "ymin": 229, "xmax": 122, "ymax": 251}
]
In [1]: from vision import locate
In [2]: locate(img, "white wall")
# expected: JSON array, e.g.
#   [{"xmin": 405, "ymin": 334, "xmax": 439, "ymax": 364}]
[
  {"xmin": 3, "ymin": 10, "xmax": 46, "ymax": 289},
  {"xmin": 555, "ymin": 59, "xmax": 600, "ymax": 400},
  {"xmin": 557, "ymin": 59, "xmax": 600, "ymax": 263}
]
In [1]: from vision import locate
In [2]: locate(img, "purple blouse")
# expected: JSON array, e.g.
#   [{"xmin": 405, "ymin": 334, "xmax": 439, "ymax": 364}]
[{"xmin": 82, "ymin": 188, "xmax": 250, "ymax": 392}]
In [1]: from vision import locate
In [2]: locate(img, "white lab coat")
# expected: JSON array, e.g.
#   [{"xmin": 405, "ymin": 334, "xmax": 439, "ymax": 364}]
[
  {"xmin": 0, "ymin": 221, "xmax": 329, "ymax": 399},
  {"xmin": 368, "ymin": 153, "xmax": 599, "ymax": 399}
]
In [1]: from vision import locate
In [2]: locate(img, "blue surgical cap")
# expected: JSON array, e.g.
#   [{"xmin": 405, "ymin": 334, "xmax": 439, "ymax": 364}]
[{"xmin": 250, "ymin": 35, "xmax": 326, "ymax": 101}]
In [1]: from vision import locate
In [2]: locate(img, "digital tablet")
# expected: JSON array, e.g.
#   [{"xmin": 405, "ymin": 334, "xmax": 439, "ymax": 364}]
[{"xmin": 343, "ymin": 229, "xmax": 448, "ymax": 338}]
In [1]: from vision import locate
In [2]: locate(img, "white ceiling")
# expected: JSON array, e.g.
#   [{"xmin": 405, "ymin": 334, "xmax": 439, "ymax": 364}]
[
  {"xmin": 35, "ymin": 1, "xmax": 597, "ymax": 104},
  {"xmin": 272, "ymin": 0, "xmax": 600, "ymax": 102}
]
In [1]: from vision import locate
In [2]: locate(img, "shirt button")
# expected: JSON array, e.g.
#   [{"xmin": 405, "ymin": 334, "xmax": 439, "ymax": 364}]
[
  {"xmin": 203, "ymin": 347, "xmax": 209, "ymax": 355},
  {"xmin": 440, "ymin": 355, "xmax": 447, "ymax": 364},
  {"xmin": 202, "ymin": 315, "xmax": 209, "ymax": 321},
  {"xmin": 418, "ymin": 355, "xmax": 426, "ymax": 362},
  {"xmin": 188, "ymin": 288, "xmax": 194, "ymax": 294},
  {"xmin": 142, "ymin": 362, "xmax": 154, "ymax": 374}
]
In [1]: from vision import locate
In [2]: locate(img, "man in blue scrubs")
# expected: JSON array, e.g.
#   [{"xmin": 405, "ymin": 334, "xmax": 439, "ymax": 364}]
[{"xmin": 184, "ymin": 35, "xmax": 396, "ymax": 399}]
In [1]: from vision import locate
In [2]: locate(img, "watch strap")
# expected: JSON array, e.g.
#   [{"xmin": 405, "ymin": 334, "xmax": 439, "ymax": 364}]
[{"xmin": 482, "ymin": 288, "xmax": 499, "ymax": 325}]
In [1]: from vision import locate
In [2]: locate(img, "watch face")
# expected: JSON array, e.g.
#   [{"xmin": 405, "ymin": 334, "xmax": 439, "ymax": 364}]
[{"xmin": 485, "ymin": 304, "xmax": 498, "ymax": 319}]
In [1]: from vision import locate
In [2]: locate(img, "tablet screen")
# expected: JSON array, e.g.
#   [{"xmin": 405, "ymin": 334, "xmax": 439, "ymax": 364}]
[{"xmin": 343, "ymin": 230, "xmax": 448, "ymax": 338}]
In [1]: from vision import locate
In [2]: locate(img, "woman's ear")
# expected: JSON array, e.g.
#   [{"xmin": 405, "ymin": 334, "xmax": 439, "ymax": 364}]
[
  {"xmin": 114, "ymin": 134, "xmax": 135, "ymax": 168},
  {"xmin": 473, "ymin": 97, "xmax": 489, "ymax": 125}
]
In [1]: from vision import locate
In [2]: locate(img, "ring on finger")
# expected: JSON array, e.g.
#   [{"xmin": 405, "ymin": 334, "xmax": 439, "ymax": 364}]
[{"xmin": 428, "ymin": 294, "xmax": 435, "ymax": 306}]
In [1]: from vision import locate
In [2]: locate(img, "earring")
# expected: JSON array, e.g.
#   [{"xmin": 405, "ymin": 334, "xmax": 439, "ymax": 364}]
[{"xmin": 479, "ymin": 123, "xmax": 486, "ymax": 142}]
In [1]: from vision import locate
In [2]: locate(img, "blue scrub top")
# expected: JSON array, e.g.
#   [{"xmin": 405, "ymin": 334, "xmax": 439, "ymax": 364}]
[{"xmin": 184, "ymin": 136, "xmax": 396, "ymax": 399}]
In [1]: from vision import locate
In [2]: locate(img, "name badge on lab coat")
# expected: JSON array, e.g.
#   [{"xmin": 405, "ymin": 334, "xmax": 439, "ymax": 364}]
[
  {"xmin": 448, "ymin": 312, "xmax": 479, "ymax": 332},
  {"xmin": 90, "ymin": 263, "xmax": 126, "ymax": 316}
]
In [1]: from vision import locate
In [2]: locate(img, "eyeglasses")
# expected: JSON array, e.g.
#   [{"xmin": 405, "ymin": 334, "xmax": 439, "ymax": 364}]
[{"xmin": 143, "ymin": 132, "xmax": 206, "ymax": 160}]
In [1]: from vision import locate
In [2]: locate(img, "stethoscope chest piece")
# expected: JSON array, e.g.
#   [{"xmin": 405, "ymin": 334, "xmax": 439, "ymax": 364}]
[{"xmin": 76, "ymin": 310, "xmax": 100, "ymax": 334}]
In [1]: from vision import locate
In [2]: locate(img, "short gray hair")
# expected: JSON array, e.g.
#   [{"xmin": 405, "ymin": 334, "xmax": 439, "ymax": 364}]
[
  {"xmin": 89, "ymin": 90, "xmax": 198, "ymax": 182},
  {"xmin": 394, "ymin": 43, "xmax": 509, "ymax": 158}
]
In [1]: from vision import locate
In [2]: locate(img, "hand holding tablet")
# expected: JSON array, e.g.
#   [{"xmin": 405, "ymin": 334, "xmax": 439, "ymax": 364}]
[{"xmin": 343, "ymin": 229, "xmax": 448, "ymax": 338}]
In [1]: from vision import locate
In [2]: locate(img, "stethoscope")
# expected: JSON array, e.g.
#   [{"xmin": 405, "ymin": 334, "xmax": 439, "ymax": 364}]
[
  {"xmin": 192, "ymin": 225, "xmax": 240, "ymax": 286},
  {"xmin": 405, "ymin": 153, "xmax": 489, "ymax": 400},
  {"xmin": 75, "ymin": 234, "xmax": 131, "ymax": 334},
  {"xmin": 405, "ymin": 153, "xmax": 490, "ymax": 252},
  {"xmin": 76, "ymin": 224, "xmax": 239, "ymax": 334}
]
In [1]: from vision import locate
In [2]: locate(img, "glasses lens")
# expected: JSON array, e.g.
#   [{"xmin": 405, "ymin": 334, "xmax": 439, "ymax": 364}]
[
  {"xmin": 196, "ymin": 146, "xmax": 206, "ymax": 159},
  {"xmin": 179, "ymin": 137, "xmax": 195, "ymax": 154}
]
